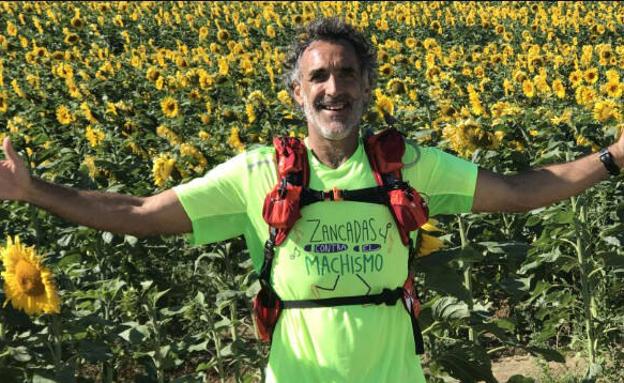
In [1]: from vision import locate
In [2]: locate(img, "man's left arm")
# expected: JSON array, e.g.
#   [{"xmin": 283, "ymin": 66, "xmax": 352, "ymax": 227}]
[{"xmin": 472, "ymin": 134, "xmax": 624, "ymax": 213}]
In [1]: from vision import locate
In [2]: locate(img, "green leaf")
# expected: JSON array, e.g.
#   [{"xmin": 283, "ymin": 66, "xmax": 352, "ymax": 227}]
[
  {"xmin": 214, "ymin": 318, "xmax": 231, "ymax": 330},
  {"xmin": 187, "ymin": 340, "xmax": 210, "ymax": 353},
  {"xmin": 424, "ymin": 264, "xmax": 472, "ymax": 301},
  {"xmin": 527, "ymin": 346, "xmax": 565, "ymax": 363},
  {"xmin": 32, "ymin": 373, "xmax": 58, "ymax": 383},
  {"xmin": 551, "ymin": 210, "xmax": 574, "ymax": 224},
  {"xmin": 194, "ymin": 291, "xmax": 206, "ymax": 305},
  {"xmin": 219, "ymin": 343, "xmax": 234, "ymax": 357},
  {"xmin": 601, "ymin": 236, "xmax": 621, "ymax": 246},
  {"xmin": 216, "ymin": 290, "xmax": 239, "ymax": 303},
  {"xmin": 604, "ymin": 252, "xmax": 624, "ymax": 267},
  {"xmin": 78, "ymin": 340, "xmax": 112, "ymax": 362},
  {"xmin": 494, "ymin": 318, "xmax": 516, "ymax": 332},
  {"xmin": 102, "ymin": 231, "xmax": 114, "ymax": 244},
  {"xmin": 599, "ymin": 223, "xmax": 624, "ymax": 237},
  {"xmin": 124, "ymin": 235, "xmax": 138, "ymax": 246},
  {"xmin": 499, "ymin": 276, "xmax": 531, "ymax": 299},
  {"xmin": 456, "ymin": 245, "xmax": 483, "ymax": 264},
  {"xmin": 474, "ymin": 322, "xmax": 513, "ymax": 342},
  {"xmin": 152, "ymin": 288, "xmax": 170, "ymax": 305},
  {"xmin": 57, "ymin": 234, "xmax": 73, "ymax": 247},
  {"xmin": 57, "ymin": 253, "xmax": 81, "ymax": 268},
  {"xmin": 583, "ymin": 362, "xmax": 603, "ymax": 382},
  {"xmin": 9, "ymin": 346, "xmax": 31, "ymax": 362},
  {"xmin": 432, "ymin": 297, "xmax": 470, "ymax": 321},
  {"xmin": 436, "ymin": 342, "xmax": 497, "ymax": 383},
  {"xmin": 506, "ymin": 375, "xmax": 536, "ymax": 383},
  {"xmin": 119, "ymin": 324, "xmax": 151, "ymax": 343}
]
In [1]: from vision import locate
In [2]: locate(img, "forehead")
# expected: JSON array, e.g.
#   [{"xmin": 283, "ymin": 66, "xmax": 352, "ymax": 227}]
[{"xmin": 299, "ymin": 39, "xmax": 361, "ymax": 73}]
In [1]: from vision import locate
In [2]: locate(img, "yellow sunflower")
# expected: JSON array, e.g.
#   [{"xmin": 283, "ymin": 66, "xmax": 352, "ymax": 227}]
[
  {"xmin": 1, "ymin": 236, "xmax": 60, "ymax": 315},
  {"xmin": 568, "ymin": 70, "xmax": 583, "ymax": 88},
  {"xmin": 552, "ymin": 79, "xmax": 566, "ymax": 99},
  {"xmin": 228, "ymin": 126, "xmax": 245, "ymax": 153},
  {"xmin": 379, "ymin": 63, "xmax": 393, "ymax": 77},
  {"xmin": 603, "ymin": 81, "xmax": 622, "ymax": 99},
  {"xmin": 152, "ymin": 153, "xmax": 176, "ymax": 187},
  {"xmin": 416, "ymin": 219, "xmax": 445, "ymax": 257},
  {"xmin": 593, "ymin": 99, "xmax": 620, "ymax": 123},
  {"xmin": 160, "ymin": 97, "xmax": 179, "ymax": 118},
  {"xmin": 56, "ymin": 105, "xmax": 74, "ymax": 125},
  {"xmin": 0, "ymin": 91, "xmax": 8, "ymax": 113},
  {"xmin": 584, "ymin": 67, "xmax": 599, "ymax": 85},
  {"xmin": 522, "ymin": 79, "xmax": 535, "ymax": 98},
  {"xmin": 373, "ymin": 89, "xmax": 394, "ymax": 120},
  {"xmin": 386, "ymin": 78, "xmax": 406, "ymax": 95}
]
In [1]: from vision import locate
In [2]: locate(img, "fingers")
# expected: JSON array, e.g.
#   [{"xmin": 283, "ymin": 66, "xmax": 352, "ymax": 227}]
[{"xmin": 2, "ymin": 137, "xmax": 18, "ymax": 163}]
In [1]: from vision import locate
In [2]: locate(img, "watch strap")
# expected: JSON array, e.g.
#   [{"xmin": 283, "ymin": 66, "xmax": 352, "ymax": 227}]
[{"xmin": 599, "ymin": 148, "xmax": 620, "ymax": 176}]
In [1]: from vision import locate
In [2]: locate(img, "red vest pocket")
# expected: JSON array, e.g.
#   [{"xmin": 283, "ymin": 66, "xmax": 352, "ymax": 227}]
[{"xmin": 388, "ymin": 188, "xmax": 429, "ymax": 232}]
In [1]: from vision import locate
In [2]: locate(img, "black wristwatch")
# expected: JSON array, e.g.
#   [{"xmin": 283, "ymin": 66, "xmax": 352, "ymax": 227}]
[{"xmin": 599, "ymin": 148, "xmax": 621, "ymax": 176}]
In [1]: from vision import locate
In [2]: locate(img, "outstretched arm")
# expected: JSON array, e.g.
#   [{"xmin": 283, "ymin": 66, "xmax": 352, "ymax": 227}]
[
  {"xmin": 472, "ymin": 134, "xmax": 624, "ymax": 213},
  {"xmin": 0, "ymin": 137, "xmax": 192, "ymax": 237}
]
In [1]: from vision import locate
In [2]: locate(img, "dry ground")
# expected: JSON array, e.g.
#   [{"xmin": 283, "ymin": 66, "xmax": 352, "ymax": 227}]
[{"xmin": 491, "ymin": 354, "xmax": 587, "ymax": 382}]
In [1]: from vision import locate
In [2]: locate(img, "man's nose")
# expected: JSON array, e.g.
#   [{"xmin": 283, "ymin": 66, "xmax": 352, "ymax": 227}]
[{"xmin": 324, "ymin": 74, "xmax": 343, "ymax": 96}]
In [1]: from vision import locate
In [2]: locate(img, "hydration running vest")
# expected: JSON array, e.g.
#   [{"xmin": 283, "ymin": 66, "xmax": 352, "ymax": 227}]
[{"xmin": 253, "ymin": 128, "xmax": 429, "ymax": 354}]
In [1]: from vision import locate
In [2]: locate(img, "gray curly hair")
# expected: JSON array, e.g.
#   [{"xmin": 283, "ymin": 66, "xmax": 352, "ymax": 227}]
[{"xmin": 282, "ymin": 17, "xmax": 377, "ymax": 99}]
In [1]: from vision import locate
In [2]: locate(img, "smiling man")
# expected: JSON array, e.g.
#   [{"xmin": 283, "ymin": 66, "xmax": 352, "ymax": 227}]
[{"xmin": 1, "ymin": 17, "xmax": 624, "ymax": 383}]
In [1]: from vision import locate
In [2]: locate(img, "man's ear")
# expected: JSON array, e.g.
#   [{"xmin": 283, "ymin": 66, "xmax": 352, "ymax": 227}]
[{"xmin": 292, "ymin": 81, "xmax": 304, "ymax": 107}]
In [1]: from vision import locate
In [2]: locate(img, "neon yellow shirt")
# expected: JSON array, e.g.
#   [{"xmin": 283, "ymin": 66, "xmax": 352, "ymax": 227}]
[{"xmin": 174, "ymin": 138, "xmax": 478, "ymax": 382}]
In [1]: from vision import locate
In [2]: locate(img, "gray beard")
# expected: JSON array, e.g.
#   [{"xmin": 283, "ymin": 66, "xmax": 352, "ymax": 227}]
[{"xmin": 302, "ymin": 96, "xmax": 365, "ymax": 141}]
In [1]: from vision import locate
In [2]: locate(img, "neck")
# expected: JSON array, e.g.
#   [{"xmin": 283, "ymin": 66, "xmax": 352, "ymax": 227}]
[{"xmin": 307, "ymin": 130, "xmax": 360, "ymax": 169}]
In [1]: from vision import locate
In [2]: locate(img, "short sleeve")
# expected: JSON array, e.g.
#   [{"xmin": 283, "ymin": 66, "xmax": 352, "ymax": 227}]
[
  {"xmin": 173, "ymin": 152, "xmax": 249, "ymax": 245},
  {"xmin": 402, "ymin": 143, "xmax": 478, "ymax": 216}
]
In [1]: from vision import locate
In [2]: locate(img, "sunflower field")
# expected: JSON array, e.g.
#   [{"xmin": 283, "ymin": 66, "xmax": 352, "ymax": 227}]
[{"xmin": 1, "ymin": 2, "xmax": 624, "ymax": 382}]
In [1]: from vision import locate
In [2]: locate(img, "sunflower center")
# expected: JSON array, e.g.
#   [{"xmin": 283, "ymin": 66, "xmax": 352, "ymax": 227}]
[{"xmin": 15, "ymin": 259, "xmax": 45, "ymax": 297}]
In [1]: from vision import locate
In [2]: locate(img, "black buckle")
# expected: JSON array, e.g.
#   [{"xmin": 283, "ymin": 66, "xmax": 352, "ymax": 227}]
[
  {"xmin": 373, "ymin": 288, "xmax": 401, "ymax": 306},
  {"xmin": 264, "ymin": 238, "xmax": 275, "ymax": 258},
  {"xmin": 278, "ymin": 178, "xmax": 288, "ymax": 198}
]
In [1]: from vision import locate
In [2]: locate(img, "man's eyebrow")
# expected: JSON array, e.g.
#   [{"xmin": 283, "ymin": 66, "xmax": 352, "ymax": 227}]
[
  {"xmin": 307, "ymin": 68, "xmax": 327, "ymax": 78},
  {"xmin": 307, "ymin": 66, "xmax": 358, "ymax": 78}
]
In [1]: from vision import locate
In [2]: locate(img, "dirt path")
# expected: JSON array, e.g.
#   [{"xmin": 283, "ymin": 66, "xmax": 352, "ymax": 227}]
[{"xmin": 491, "ymin": 354, "xmax": 587, "ymax": 382}]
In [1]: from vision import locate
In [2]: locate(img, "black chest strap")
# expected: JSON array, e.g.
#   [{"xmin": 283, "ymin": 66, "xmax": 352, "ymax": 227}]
[{"xmin": 281, "ymin": 287, "xmax": 403, "ymax": 309}]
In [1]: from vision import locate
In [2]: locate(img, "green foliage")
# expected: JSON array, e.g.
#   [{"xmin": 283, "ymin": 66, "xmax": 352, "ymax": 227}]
[{"xmin": 1, "ymin": 1, "xmax": 624, "ymax": 382}]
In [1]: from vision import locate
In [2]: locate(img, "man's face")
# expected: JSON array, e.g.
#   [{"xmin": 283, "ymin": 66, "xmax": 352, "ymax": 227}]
[{"xmin": 292, "ymin": 40, "xmax": 371, "ymax": 141}]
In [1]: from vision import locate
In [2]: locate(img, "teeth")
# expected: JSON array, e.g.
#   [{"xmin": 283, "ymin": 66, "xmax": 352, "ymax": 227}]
[{"xmin": 323, "ymin": 103, "xmax": 346, "ymax": 110}]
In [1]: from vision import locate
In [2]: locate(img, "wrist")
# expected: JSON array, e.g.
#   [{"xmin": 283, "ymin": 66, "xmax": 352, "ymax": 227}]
[
  {"xmin": 601, "ymin": 146, "xmax": 622, "ymax": 176},
  {"xmin": 21, "ymin": 175, "xmax": 37, "ymax": 203},
  {"xmin": 607, "ymin": 144, "xmax": 624, "ymax": 169}
]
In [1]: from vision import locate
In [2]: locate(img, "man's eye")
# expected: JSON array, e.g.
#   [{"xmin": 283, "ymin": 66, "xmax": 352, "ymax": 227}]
[{"xmin": 311, "ymin": 73, "xmax": 327, "ymax": 81}]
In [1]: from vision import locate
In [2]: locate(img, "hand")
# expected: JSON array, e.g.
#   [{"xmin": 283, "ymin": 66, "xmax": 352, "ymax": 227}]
[{"xmin": 0, "ymin": 137, "xmax": 32, "ymax": 201}]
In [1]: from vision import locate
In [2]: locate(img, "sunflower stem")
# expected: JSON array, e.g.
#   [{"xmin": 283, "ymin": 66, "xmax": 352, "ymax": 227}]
[
  {"xmin": 571, "ymin": 196, "xmax": 597, "ymax": 366},
  {"xmin": 49, "ymin": 315, "xmax": 63, "ymax": 376},
  {"xmin": 458, "ymin": 216, "xmax": 476, "ymax": 343}
]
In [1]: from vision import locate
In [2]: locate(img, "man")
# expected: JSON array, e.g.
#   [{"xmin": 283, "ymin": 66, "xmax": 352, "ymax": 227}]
[{"xmin": 0, "ymin": 18, "xmax": 622, "ymax": 382}]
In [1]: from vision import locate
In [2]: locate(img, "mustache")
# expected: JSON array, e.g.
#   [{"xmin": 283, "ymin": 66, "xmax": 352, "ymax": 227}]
[{"xmin": 314, "ymin": 96, "xmax": 352, "ymax": 108}]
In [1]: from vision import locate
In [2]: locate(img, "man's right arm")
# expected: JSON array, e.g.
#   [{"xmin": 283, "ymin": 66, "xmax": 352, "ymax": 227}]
[{"xmin": 1, "ymin": 138, "xmax": 192, "ymax": 237}]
